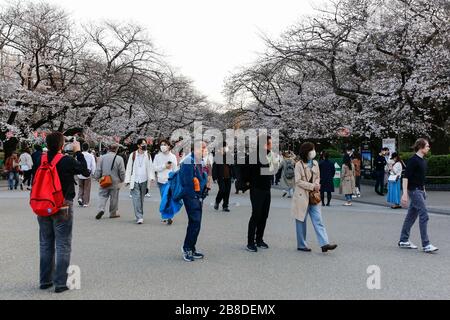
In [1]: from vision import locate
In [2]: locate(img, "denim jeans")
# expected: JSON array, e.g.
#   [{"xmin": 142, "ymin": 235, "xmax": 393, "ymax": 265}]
[
  {"xmin": 183, "ymin": 195, "xmax": 203, "ymax": 252},
  {"xmin": 345, "ymin": 194, "xmax": 353, "ymax": 201},
  {"xmin": 8, "ymin": 171, "xmax": 19, "ymax": 190},
  {"xmin": 157, "ymin": 182, "xmax": 165, "ymax": 197},
  {"xmin": 131, "ymin": 182, "xmax": 147, "ymax": 220},
  {"xmin": 37, "ymin": 201, "xmax": 73, "ymax": 289},
  {"xmin": 400, "ymin": 190, "xmax": 430, "ymax": 247},
  {"xmin": 295, "ymin": 205, "xmax": 330, "ymax": 249}
]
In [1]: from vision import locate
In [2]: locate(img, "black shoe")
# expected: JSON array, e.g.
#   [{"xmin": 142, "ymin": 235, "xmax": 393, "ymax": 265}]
[
  {"xmin": 192, "ymin": 251, "xmax": 204, "ymax": 259},
  {"xmin": 246, "ymin": 244, "xmax": 258, "ymax": 252},
  {"xmin": 55, "ymin": 286, "xmax": 70, "ymax": 293},
  {"xmin": 167, "ymin": 218, "xmax": 173, "ymax": 225},
  {"xmin": 95, "ymin": 211, "xmax": 104, "ymax": 220},
  {"xmin": 214, "ymin": 203, "xmax": 219, "ymax": 210},
  {"xmin": 298, "ymin": 247, "xmax": 312, "ymax": 252},
  {"xmin": 256, "ymin": 241, "xmax": 269, "ymax": 249},
  {"xmin": 40, "ymin": 283, "xmax": 53, "ymax": 290},
  {"xmin": 326, "ymin": 203, "xmax": 330, "ymax": 207},
  {"xmin": 321, "ymin": 244, "xmax": 338, "ymax": 253},
  {"xmin": 223, "ymin": 207, "xmax": 230, "ymax": 212},
  {"xmin": 78, "ymin": 199, "xmax": 83, "ymax": 206}
]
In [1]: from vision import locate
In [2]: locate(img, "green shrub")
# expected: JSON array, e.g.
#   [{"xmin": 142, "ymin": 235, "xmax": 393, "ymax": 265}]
[
  {"xmin": 427, "ymin": 155, "xmax": 450, "ymax": 184},
  {"xmin": 322, "ymin": 148, "xmax": 343, "ymax": 159}
]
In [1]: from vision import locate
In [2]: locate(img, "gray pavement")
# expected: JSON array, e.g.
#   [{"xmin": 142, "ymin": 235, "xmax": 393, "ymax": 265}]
[{"xmin": 1, "ymin": 182, "xmax": 450, "ymax": 300}]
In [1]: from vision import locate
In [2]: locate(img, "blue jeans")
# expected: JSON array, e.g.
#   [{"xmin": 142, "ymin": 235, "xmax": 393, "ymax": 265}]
[
  {"xmin": 37, "ymin": 201, "xmax": 73, "ymax": 289},
  {"xmin": 8, "ymin": 171, "xmax": 19, "ymax": 190},
  {"xmin": 183, "ymin": 195, "xmax": 203, "ymax": 252},
  {"xmin": 158, "ymin": 182, "xmax": 165, "ymax": 196},
  {"xmin": 296, "ymin": 205, "xmax": 329, "ymax": 249},
  {"xmin": 400, "ymin": 190, "xmax": 430, "ymax": 247},
  {"xmin": 345, "ymin": 194, "xmax": 353, "ymax": 201}
]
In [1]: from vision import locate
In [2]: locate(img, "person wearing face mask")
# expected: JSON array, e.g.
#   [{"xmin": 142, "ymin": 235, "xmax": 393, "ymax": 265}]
[
  {"xmin": 153, "ymin": 139, "xmax": 179, "ymax": 224},
  {"xmin": 212, "ymin": 142, "xmax": 234, "ymax": 212},
  {"xmin": 243, "ymin": 134, "xmax": 280, "ymax": 253},
  {"xmin": 124, "ymin": 138, "xmax": 155, "ymax": 224},
  {"xmin": 292, "ymin": 142, "xmax": 337, "ymax": 253}
]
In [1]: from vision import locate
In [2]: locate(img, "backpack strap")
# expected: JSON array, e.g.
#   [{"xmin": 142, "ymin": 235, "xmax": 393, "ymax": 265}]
[{"xmin": 51, "ymin": 153, "xmax": 64, "ymax": 167}]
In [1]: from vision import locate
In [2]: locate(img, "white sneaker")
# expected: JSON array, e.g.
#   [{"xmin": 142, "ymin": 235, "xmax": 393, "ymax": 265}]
[
  {"xmin": 136, "ymin": 219, "xmax": 144, "ymax": 224},
  {"xmin": 398, "ymin": 241, "xmax": 418, "ymax": 249},
  {"xmin": 423, "ymin": 244, "xmax": 439, "ymax": 253},
  {"xmin": 83, "ymin": 204, "xmax": 89, "ymax": 208},
  {"xmin": 161, "ymin": 219, "xmax": 167, "ymax": 224},
  {"xmin": 129, "ymin": 194, "xmax": 133, "ymax": 198},
  {"xmin": 343, "ymin": 202, "xmax": 352, "ymax": 206},
  {"xmin": 145, "ymin": 193, "xmax": 151, "ymax": 198}
]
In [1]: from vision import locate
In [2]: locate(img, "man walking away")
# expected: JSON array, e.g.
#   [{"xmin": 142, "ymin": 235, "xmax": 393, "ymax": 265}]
[
  {"xmin": 212, "ymin": 142, "xmax": 233, "ymax": 212},
  {"xmin": 374, "ymin": 148, "xmax": 388, "ymax": 196},
  {"xmin": 94, "ymin": 144, "xmax": 126, "ymax": 220},
  {"xmin": 77, "ymin": 143, "xmax": 96, "ymax": 207},
  {"xmin": 124, "ymin": 138, "xmax": 155, "ymax": 224},
  {"xmin": 243, "ymin": 134, "xmax": 280, "ymax": 252},
  {"xmin": 398, "ymin": 138, "xmax": 438, "ymax": 253},
  {"xmin": 34, "ymin": 132, "xmax": 90, "ymax": 293}
]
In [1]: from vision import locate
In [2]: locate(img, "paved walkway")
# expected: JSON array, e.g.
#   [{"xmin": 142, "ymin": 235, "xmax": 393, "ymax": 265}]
[{"xmin": 1, "ymin": 182, "xmax": 450, "ymax": 300}]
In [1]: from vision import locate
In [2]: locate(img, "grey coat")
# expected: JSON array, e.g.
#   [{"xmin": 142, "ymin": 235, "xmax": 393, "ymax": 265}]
[{"xmin": 94, "ymin": 152, "xmax": 126, "ymax": 189}]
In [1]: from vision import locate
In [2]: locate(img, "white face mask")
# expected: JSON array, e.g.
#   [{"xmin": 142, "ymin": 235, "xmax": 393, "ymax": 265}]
[
  {"xmin": 308, "ymin": 150, "xmax": 317, "ymax": 160},
  {"xmin": 160, "ymin": 145, "xmax": 169, "ymax": 153}
]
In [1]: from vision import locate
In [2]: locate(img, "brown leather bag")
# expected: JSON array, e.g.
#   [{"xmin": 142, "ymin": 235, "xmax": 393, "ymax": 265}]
[
  {"xmin": 303, "ymin": 161, "xmax": 321, "ymax": 205},
  {"xmin": 99, "ymin": 154, "xmax": 117, "ymax": 189}
]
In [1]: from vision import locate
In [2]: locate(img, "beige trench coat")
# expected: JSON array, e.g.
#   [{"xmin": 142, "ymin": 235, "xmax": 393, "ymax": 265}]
[
  {"xmin": 340, "ymin": 164, "xmax": 355, "ymax": 195},
  {"xmin": 291, "ymin": 160, "xmax": 320, "ymax": 222}
]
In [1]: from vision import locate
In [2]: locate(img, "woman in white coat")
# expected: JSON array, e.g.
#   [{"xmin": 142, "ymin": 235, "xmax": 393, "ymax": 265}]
[{"xmin": 291, "ymin": 142, "xmax": 338, "ymax": 253}]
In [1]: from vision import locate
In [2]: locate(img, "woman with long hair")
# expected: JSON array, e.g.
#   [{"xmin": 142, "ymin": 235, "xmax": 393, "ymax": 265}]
[{"xmin": 340, "ymin": 155, "xmax": 355, "ymax": 206}]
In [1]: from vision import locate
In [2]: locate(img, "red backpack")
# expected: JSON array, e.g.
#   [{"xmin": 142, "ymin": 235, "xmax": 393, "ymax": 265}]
[{"xmin": 30, "ymin": 153, "xmax": 65, "ymax": 217}]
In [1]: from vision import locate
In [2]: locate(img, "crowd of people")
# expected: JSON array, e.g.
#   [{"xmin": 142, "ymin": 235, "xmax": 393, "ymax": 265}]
[{"xmin": 1, "ymin": 133, "xmax": 438, "ymax": 293}]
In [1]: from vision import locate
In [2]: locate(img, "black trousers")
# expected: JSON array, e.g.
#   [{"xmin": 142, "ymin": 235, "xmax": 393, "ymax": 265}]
[
  {"xmin": 248, "ymin": 188, "xmax": 271, "ymax": 245},
  {"xmin": 215, "ymin": 178, "xmax": 232, "ymax": 208},
  {"xmin": 321, "ymin": 191, "xmax": 332, "ymax": 205}
]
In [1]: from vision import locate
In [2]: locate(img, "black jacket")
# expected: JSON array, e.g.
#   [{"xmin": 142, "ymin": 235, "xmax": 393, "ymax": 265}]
[{"xmin": 35, "ymin": 151, "xmax": 90, "ymax": 201}]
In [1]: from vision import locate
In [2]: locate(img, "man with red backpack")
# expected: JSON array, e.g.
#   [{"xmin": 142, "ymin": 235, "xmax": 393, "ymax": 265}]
[{"xmin": 31, "ymin": 132, "xmax": 90, "ymax": 293}]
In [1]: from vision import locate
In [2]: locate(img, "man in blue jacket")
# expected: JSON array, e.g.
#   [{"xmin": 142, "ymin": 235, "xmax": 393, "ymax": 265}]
[{"xmin": 180, "ymin": 140, "xmax": 209, "ymax": 262}]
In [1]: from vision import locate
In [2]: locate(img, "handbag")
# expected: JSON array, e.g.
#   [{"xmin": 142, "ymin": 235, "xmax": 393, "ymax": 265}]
[
  {"xmin": 303, "ymin": 162, "xmax": 321, "ymax": 205},
  {"xmin": 99, "ymin": 154, "xmax": 117, "ymax": 188}
]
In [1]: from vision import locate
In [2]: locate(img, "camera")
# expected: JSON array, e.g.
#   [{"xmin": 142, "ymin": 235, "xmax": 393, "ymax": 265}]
[{"xmin": 64, "ymin": 136, "xmax": 77, "ymax": 154}]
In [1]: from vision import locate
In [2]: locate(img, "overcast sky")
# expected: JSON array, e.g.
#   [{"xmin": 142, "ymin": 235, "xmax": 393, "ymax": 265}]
[{"xmin": 35, "ymin": 0, "xmax": 317, "ymax": 104}]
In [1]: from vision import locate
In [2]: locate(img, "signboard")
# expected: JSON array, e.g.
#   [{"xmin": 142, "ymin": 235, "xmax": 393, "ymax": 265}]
[
  {"xmin": 382, "ymin": 138, "xmax": 396, "ymax": 155},
  {"xmin": 361, "ymin": 143, "xmax": 372, "ymax": 178}
]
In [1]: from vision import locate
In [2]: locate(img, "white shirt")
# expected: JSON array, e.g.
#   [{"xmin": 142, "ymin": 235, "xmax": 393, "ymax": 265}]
[
  {"xmin": 153, "ymin": 151, "xmax": 178, "ymax": 184},
  {"xmin": 78, "ymin": 151, "xmax": 96, "ymax": 180},
  {"xmin": 134, "ymin": 152, "xmax": 148, "ymax": 183},
  {"xmin": 391, "ymin": 162, "xmax": 403, "ymax": 177}
]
